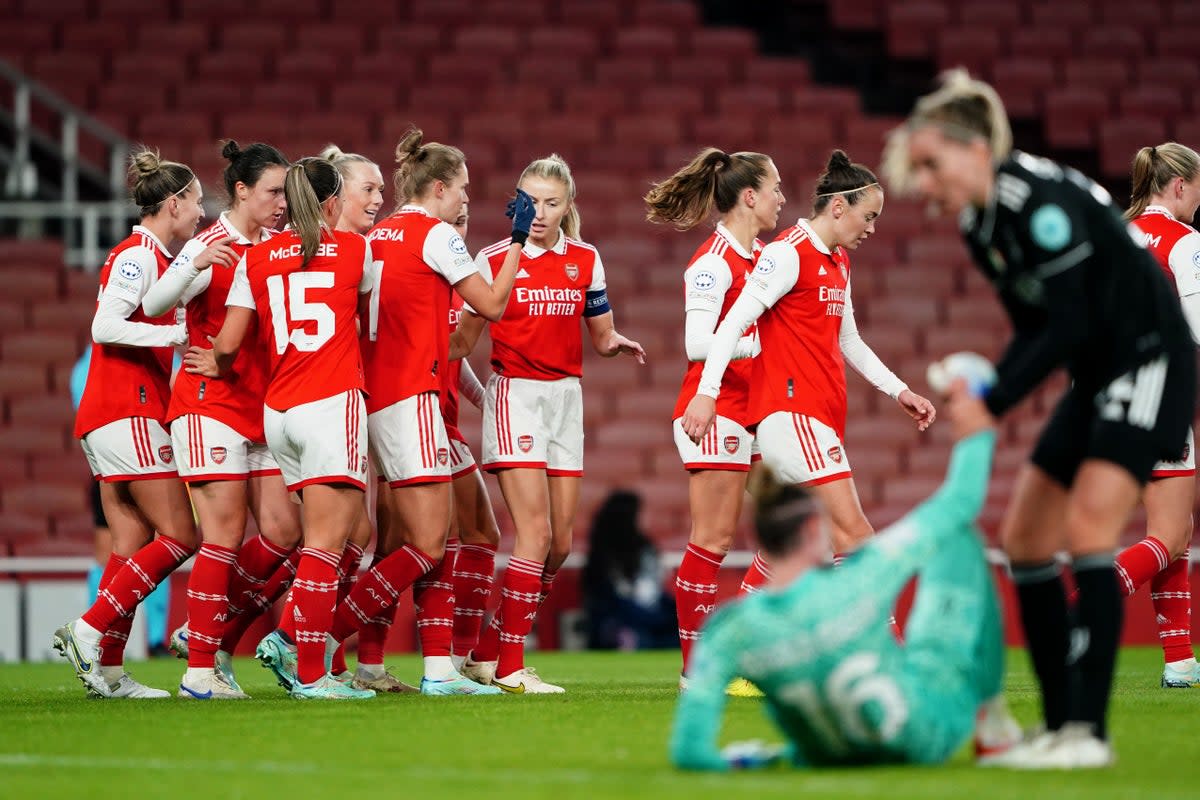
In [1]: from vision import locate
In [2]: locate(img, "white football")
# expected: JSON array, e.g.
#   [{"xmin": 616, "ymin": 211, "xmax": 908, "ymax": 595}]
[{"xmin": 926, "ymin": 351, "xmax": 996, "ymax": 396}]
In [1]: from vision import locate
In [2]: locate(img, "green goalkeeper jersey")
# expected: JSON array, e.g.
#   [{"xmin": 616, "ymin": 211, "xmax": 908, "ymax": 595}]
[{"xmin": 670, "ymin": 430, "xmax": 998, "ymax": 770}]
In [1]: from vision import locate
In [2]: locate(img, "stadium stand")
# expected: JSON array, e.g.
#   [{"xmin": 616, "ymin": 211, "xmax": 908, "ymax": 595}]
[{"xmin": 0, "ymin": 0, "xmax": 1196, "ymax": 563}]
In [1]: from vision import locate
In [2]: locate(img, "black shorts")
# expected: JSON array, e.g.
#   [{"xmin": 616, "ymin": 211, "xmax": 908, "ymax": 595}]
[
  {"xmin": 90, "ymin": 480, "xmax": 107, "ymax": 528},
  {"xmin": 1031, "ymin": 350, "xmax": 1196, "ymax": 487}
]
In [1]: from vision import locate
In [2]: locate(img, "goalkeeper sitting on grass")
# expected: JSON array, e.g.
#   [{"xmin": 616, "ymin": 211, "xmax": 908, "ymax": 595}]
[{"xmin": 670, "ymin": 355, "xmax": 1022, "ymax": 770}]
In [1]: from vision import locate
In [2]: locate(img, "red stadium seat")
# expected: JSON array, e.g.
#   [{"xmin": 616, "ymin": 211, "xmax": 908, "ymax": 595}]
[
  {"xmin": 1174, "ymin": 119, "xmax": 1200, "ymax": 145},
  {"xmin": 249, "ymin": 83, "xmax": 322, "ymax": 113},
  {"xmin": 957, "ymin": 1, "xmax": 1023, "ymax": 30},
  {"xmin": 1031, "ymin": 2, "xmax": 1091, "ymax": 29},
  {"xmin": 60, "ymin": 21, "xmax": 127, "ymax": 56},
  {"xmin": 373, "ymin": 23, "xmax": 448, "ymax": 63},
  {"xmin": 526, "ymin": 27, "xmax": 602, "ymax": 59},
  {"xmin": 1062, "ymin": 59, "xmax": 1132, "ymax": 95},
  {"xmin": 139, "ymin": 111, "xmax": 214, "ymax": 152},
  {"xmin": 8, "ymin": 395, "xmax": 73, "ymax": 428},
  {"xmin": 0, "ymin": 425, "xmax": 66, "ymax": 455},
  {"xmin": 1099, "ymin": 117, "xmax": 1168, "ymax": 177},
  {"xmin": 219, "ymin": 22, "xmax": 287, "ymax": 54},
  {"xmin": 830, "ymin": 0, "xmax": 886, "ymax": 31},
  {"xmin": 274, "ymin": 52, "xmax": 339, "ymax": 83},
  {"xmin": 1042, "ymin": 87, "xmax": 1111, "ymax": 150},
  {"xmin": 111, "ymin": 52, "xmax": 188, "ymax": 85},
  {"xmin": 1135, "ymin": 58, "xmax": 1200, "ymax": 92},
  {"xmin": 687, "ymin": 27, "xmax": 758, "ymax": 60},
  {"xmin": 637, "ymin": 85, "xmax": 706, "ymax": 116},
  {"xmin": 1119, "ymin": 86, "xmax": 1186, "ymax": 124},
  {"xmin": 633, "ymin": 1, "xmax": 701, "ymax": 29},
  {"xmin": 329, "ymin": 83, "xmax": 399, "ymax": 115},
  {"xmin": 1, "ymin": 331, "xmax": 79, "ymax": 365},
  {"xmin": 990, "ymin": 58, "xmax": 1058, "ymax": 119},
  {"xmin": 1079, "ymin": 27, "xmax": 1148, "ymax": 63},
  {"xmin": 744, "ymin": 58, "xmax": 812, "ymax": 93},
  {"xmin": 714, "ymin": 85, "xmax": 783, "ymax": 116},
  {"xmin": 513, "ymin": 55, "xmax": 588, "ymax": 91},
  {"xmin": 136, "ymin": 21, "xmax": 211, "ymax": 53},
  {"xmin": 562, "ymin": 86, "xmax": 631, "ymax": 117},
  {"xmin": 294, "ymin": 23, "xmax": 368, "ymax": 55},
  {"xmin": 455, "ymin": 26, "xmax": 526, "ymax": 58},
  {"xmin": 691, "ymin": 117, "xmax": 757, "ymax": 147},
  {"xmin": 16, "ymin": 0, "xmax": 87, "ymax": 20},
  {"xmin": 174, "ymin": 79, "xmax": 251, "ymax": 114},
  {"xmin": 664, "ymin": 56, "xmax": 738, "ymax": 89},
  {"xmin": 613, "ymin": 26, "xmax": 683, "ymax": 57},
  {"xmin": 194, "ymin": 51, "xmax": 270, "ymax": 83},
  {"xmin": 593, "ymin": 58, "xmax": 663, "ymax": 88},
  {"xmin": 936, "ymin": 27, "xmax": 1003, "ymax": 78},
  {"xmin": 1006, "ymin": 29, "xmax": 1073, "ymax": 61},
  {"xmin": 886, "ymin": 1, "xmax": 951, "ymax": 60}
]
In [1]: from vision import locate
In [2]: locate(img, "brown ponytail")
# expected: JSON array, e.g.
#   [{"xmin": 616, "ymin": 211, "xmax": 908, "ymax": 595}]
[
  {"xmin": 128, "ymin": 147, "xmax": 196, "ymax": 217},
  {"xmin": 645, "ymin": 147, "xmax": 772, "ymax": 230}
]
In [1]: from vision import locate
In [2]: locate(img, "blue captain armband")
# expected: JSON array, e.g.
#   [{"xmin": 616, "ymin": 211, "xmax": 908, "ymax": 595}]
[{"xmin": 584, "ymin": 289, "xmax": 611, "ymax": 317}]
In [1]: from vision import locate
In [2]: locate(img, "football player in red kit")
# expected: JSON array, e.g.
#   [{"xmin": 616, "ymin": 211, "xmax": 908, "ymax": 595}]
[
  {"xmin": 187, "ymin": 156, "xmax": 376, "ymax": 700},
  {"xmin": 1119, "ymin": 142, "xmax": 1200, "ymax": 687},
  {"xmin": 142, "ymin": 140, "xmax": 300, "ymax": 700},
  {"xmin": 456, "ymin": 154, "xmax": 646, "ymax": 694},
  {"xmin": 682, "ymin": 151, "xmax": 935, "ymax": 567},
  {"xmin": 644, "ymin": 147, "xmax": 787, "ymax": 687},
  {"xmin": 55, "ymin": 150, "xmax": 211, "ymax": 698}
]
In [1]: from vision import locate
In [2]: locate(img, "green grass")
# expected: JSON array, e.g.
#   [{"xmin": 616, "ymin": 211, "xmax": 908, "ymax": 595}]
[{"xmin": 0, "ymin": 647, "xmax": 1194, "ymax": 799}]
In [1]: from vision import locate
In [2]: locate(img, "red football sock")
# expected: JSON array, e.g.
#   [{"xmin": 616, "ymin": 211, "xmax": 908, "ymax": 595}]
[
  {"xmin": 291, "ymin": 547, "xmax": 341, "ymax": 685},
  {"xmin": 330, "ymin": 544, "xmax": 435, "ymax": 643},
  {"xmin": 356, "ymin": 604, "xmax": 397, "ymax": 667},
  {"xmin": 539, "ymin": 566, "xmax": 557, "ymax": 607},
  {"xmin": 493, "ymin": 556, "xmax": 544, "ymax": 678},
  {"xmin": 93, "ymin": 555, "xmax": 129, "ymax": 665},
  {"xmin": 225, "ymin": 535, "xmax": 291, "ymax": 616},
  {"xmin": 278, "ymin": 595, "xmax": 297, "ymax": 641},
  {"xmin": 738, "ymin": 551, "xmax": 772, "ymax": 595},
  {"xmin": 675, "ymin": 543, "xmax": 724, "ymax": 673},
  {"xmin": 186, "ymin": 543, "xmax": 237, "ymax": 668},
  {"xmin": 221, "ymin": 546, "xmax": 301, "ymax": 651},
  {"xmin": 329, "ymin": 542, "xmax": 365, "ymax": 675},
  {"xmin": 82, "ymin": 534, "xmax": 193, "ymax": 634},
  {"xmin": 415, "ymin": 540, "xmax": 456, "ymax": 658},
  {"xmin": 452, "ymin": 541, "xmax": 497, "ymax": 657},
  {"xmin": 1114, "ymin": 535, "xmax": 1170, "ymax": 596},
  {"xmin": 1152, "ymin": 546, "xmax": 1194, "ymax": 664}
]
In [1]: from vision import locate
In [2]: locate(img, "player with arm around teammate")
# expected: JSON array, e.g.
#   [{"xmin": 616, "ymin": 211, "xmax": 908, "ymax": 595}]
[
  {"xmin": 1113, "ymin": 142, "xmax": 1200, "ymax": 688},
  {"xmin": 643, "ymin": 147, "xmax": 786, "ymax": 686},
  {"xmin": 54, "ymin": 149, "xmax": 209, "ymax": 699},
  {"xmin": 140, "ymin": 140, "xmax": 301, "ymax": 700},
  {"xmin": 187, "ymin": 156, "xmax": 376, "ymax": 700},
  {"xmin": 884, "ymin": 69, "xmax": 1196, "ymax": 767},
  {"xmin": 318, "ymin": 128, "xmax": 527, "ymax": 696},
  {"xmin": 671, "ymin": 362, "xmax": 1020, "ymax": 771},
  {"xmin": 681, "ymin": 151, "xmax": 935, "ymax": 569},
  {"xmin": 455, "ymin": 154, "xmax": 646, "ymax": 694}
]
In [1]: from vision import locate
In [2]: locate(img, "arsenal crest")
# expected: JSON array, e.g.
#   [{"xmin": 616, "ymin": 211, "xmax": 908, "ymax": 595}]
[
  {"xmin": 158, "ymin": 445, "xmax": 174, "ymax": 464},
  {"xmin": 210, "ymin": 446, "xmax": 227, "ymax": 465},
  {"xmin": 827, "ymin": 446, "xmax": 843, "ymax": 464},
  {"xmin": 518, "ymin": 434, "xmax": 534, "ymax": 453},
  {"xmin": 564, "ymin": 263, "xmax": 579, "ymax": 281},
  {"xmin": 723, "ymin": 435, "xmax": 740, "ymax": 454},
  {"xmin": 437, "ymin": 448, "xmax": 449, "ymax": 465}
]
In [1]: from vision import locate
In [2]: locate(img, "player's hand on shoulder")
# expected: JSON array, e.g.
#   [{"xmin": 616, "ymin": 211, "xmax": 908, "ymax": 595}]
[
  {"xmin": 681, "ymin": 394, "xmax": 716, "ymax": 444},
  {"xmin": 182, "ymin": 340, "xmax": 220, "ymax": 378},
  {"xmin": 896, "ymin": 389, "xmax": 936, "ymax": 431},
  {"xmin": 193, "ymin": 236, "xmax": 239, "ymax": 271}
]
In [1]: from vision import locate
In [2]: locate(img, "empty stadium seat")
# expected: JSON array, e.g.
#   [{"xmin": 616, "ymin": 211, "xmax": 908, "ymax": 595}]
[{"xmin": 1099, "ymin": 117, "xmax": 1168, "ymax": 177}]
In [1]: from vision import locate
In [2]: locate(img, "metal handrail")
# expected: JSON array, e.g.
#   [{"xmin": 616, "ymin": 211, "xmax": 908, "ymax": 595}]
[{"xmin": 0, "ymin": 57, "xmax": 133, "ymax": 267}]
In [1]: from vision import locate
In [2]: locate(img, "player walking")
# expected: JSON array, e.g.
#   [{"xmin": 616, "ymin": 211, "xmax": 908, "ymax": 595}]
[{"xmin": 644, "ymin": 147, "xmax": 786, "ymax": 684}]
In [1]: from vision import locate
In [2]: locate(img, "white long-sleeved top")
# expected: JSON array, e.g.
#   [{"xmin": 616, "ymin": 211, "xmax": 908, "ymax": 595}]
[{"xmin": 92, "ymin": 225, "xmax": 187, "ymax": 348}]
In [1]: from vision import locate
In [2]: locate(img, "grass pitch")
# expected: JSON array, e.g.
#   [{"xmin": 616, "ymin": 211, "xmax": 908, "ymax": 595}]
[{"xmin": 0, "ymin": 647, "xmax": 1195, "ymax": 799}]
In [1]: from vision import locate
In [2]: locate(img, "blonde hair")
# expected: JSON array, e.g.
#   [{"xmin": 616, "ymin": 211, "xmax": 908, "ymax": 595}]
[
  {"xmin": 645, "ymin": 147, "xmax": 772, "ymax": 230},
  {"xmin": 284, "ymin": 157, "xmax": 342, "ymax": 268},
  {"xmin": 392, "ymin": 127, "xmax": 465, "ymax": 208},
  {"xmin": 883, "ymin": 69, "xmax": 1013, "ymax": 194},
  {"xmin": 320, "ymin": 143, "xmax": 378, "ymax": 183},
  {"xmin": 1126, "ymin": 142, "xmax": 1200, "ymax": 220},
  {"xmin": 128, "ymin": 148, "xmax": 196, "ymax": 217},
  {"xmin": 519, "ymin": 154, "xmax": 580, "ymax": 240}
]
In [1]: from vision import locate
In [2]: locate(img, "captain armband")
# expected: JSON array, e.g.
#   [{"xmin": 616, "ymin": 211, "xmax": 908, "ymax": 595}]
[{"xmin": 584, "ymin": 289, "xmax": 611, "ymax": 317}]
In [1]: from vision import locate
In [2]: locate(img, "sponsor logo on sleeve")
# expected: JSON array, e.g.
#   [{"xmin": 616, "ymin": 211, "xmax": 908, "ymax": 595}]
[
  {"xmin": 692, "ymin": 270, "xmax": 716, "ymax": 291},
  {"xmin": 754, "ymin": 256, "xmax": 776, "ymax": 275},
  {"xmin": 116, "ymin": 259, "xmax": 143, "ymax": 282},
  {"xmin": 448, "ymin": 235, "xmax": 468, "ymax": 255},
  {"xmin": 1030, "ymin": 204, "xmax": 1072, "ymax": 250},
  {"xmin": 1192, "ymin": 250, "xmax": 1200, "ymax": 270}
]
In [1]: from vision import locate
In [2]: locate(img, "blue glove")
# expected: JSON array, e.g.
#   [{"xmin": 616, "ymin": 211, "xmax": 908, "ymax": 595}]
[
  {"xmin": 505, "ymin": 188, "xmax": 535, "ymax": 245},
  {"xmin": 926, "ymin": 351, "xmax": 997, "ymax": 398}
]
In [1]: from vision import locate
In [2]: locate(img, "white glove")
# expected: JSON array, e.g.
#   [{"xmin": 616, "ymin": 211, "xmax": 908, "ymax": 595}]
[{"xmin": 926, "ymin": 351, "xmax": 996, "ymax": 397}]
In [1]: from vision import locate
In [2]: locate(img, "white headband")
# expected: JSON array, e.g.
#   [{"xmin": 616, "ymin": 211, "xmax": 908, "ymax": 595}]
[{"xmin": 816, "ymin": 182, "xmax": 879, "ymax": 198}]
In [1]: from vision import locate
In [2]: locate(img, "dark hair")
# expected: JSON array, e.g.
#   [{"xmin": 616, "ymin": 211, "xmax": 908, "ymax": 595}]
[
  {"xmin": 284, "ymin": 156, "xmax": 342, "ymax": 268},
  {"xmin": 393, "ymin": 126, "xmax": 465, "ymax": 207},
  {"xmin": 221, "ymin": 139, "xmax": 289, "ymax": 204},
  {"xmin": 748, "ymin": 468, "xmax": 818, "ymax": 558},
  {"xmin": 1126, "ymin": 142, "xmax": 1200, "ymax": 220},
  {"xmin": 128, "ymin": 148, "xmax": 196, "ymax": 217},
  {"xmin": 812, "ymin": 150, "xmax": 880, "ymax": 215},
  {"xmin": 645, "ymin": 147, "xmax": 773, "ymax": 230},
  {"xmin": 583, "ymin": 490, "xmax": 652, "ymax": 587}
]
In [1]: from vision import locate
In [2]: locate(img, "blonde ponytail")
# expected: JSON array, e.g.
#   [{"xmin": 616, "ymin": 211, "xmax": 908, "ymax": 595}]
[
  {"xmin": 284, "ymin": 157, "xmax": 341, "ymax": 268},
  {"xmin": 1126, "ymin": 142, "xmax": 1200, "ymax": 220}
]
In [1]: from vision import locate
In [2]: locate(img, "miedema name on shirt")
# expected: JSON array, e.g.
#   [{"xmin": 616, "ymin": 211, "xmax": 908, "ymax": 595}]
[{"xmin": 269, "ymin": 242, "xmax": 340, "ymax": 260}]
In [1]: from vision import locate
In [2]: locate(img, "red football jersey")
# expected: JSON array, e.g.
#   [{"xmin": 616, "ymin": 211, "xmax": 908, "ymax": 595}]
[
  {"xmin": 75, "ymin": 228, "xmax": 176, "ymax": 437},
  {"xmin": 743, "ymin": 220, "xmax": 852, "ymax": 435},
  {"xmin": 1133, "ymin": 206, "xmax": 1197, "ymax": 286},
  {"xmin": 672, "ymin": 224, "xmax": 761, "ymax": 425},
  {"xmin": 440, "ymin": 294, "xmax": 466, "ymax": 441},
  {"xmin": 477, "ymin": 234, "xmax": 606, "ymax": 380},
  {"xmin": 363, "ymin": 206, "xmax": 478, "ymax": 413},
  {"xmin": 167, "ymin": 214, "xmax": 274, "ymax": 442},
  {"xmin": 226, "ymin": 228, "xmax": 370, "ymax": 411}
]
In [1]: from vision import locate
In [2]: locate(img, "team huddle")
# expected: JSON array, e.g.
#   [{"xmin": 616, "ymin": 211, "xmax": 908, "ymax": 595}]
[{"xmin": 48, "ymin": 68, "xmax": 1200, "ymax": 771}]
